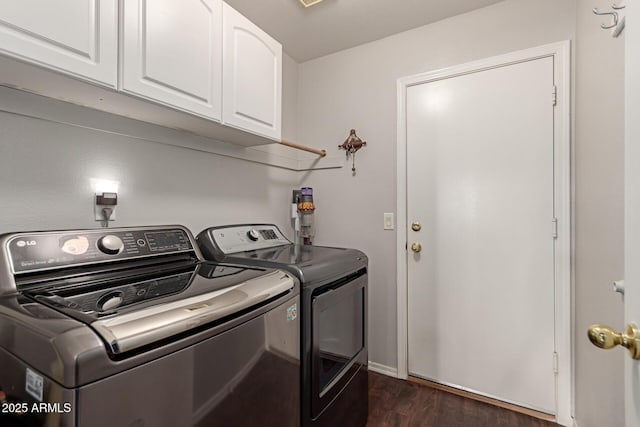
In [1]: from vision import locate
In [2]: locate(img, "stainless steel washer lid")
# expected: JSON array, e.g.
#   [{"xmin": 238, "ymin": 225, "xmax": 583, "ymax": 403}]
[{"xmin": 92, "ymin": 269, "xmax": 295, "ymax": 354}]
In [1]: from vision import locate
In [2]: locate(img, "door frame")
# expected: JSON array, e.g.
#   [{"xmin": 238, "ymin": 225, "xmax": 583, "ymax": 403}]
[{"xmin": 395, "ymin": 41, "xmax": 572, "ymax": 426}]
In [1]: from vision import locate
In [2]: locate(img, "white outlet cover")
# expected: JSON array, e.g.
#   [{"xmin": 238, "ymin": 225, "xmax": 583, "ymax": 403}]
[{"xmin": 95, "ymin": 205, "xmax": 117, "ymax": 221}]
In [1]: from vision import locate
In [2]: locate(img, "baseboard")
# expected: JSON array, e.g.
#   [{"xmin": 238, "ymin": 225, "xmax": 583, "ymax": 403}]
[
  {"xmin": 368, "ymin": 361, "xmax": 399, "ymax": 378},
  {"xmin": 572, "ymin": 418, "xmax": 579, "ymax": 427},
  {"xmin": 408, "ymin": 376, "xmax": 556, "ymax": 423}
]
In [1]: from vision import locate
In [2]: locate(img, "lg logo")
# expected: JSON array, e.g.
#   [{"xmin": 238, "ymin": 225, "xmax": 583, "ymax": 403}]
[{"xmin": 16, "ymin": 240, "xmax": 36, "ymax": 248}]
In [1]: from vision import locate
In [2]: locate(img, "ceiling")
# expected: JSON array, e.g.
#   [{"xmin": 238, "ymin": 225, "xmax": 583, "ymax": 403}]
[{"xmin": 224, "ymin": 0, "xmax": 506, "ymax": 62}]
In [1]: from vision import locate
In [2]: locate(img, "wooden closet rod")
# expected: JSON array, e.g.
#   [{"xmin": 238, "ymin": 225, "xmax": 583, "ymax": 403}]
[{"xmin": 279, "ymin": 140, "xmax": 327, "ymax": 157}]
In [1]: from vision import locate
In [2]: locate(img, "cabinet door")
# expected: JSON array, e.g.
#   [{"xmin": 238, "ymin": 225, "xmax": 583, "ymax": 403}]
[
  {"xmin": 121, "ymin": 0, "xmax": 222, "ymax": 121},
  {"xmin": 222, "ymin": 3, "xmax": 282, "ymax": 141},
  {"xmin": 0, "ymin": 0, "xmax": 117, "ymax": 87}
]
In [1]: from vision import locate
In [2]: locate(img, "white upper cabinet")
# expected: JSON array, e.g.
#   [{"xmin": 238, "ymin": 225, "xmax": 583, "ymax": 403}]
[
  {"xmin": 222, "ymin": 3, "xmax": 282, "ymax": 141},
  {"xmin": 0, "ymin": 1, "xmax": 283, "ymax": 145},
  {"xmin": 0, "ymin": 0, "xmax": 117, "ymax": 87},
  {"xmin": 121, "ymin": 0, "xmax": 223, "ymax": 121}
]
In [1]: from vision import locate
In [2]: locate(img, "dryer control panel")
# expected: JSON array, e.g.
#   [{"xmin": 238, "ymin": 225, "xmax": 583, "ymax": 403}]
[{"xmin": 203, "ymin": 224, "xmax": 291, "ymax": 254}]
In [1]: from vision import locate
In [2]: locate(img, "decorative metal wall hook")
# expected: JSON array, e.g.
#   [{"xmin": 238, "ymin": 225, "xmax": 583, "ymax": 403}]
[
  {"xmin": 338, "ymin": 129, "xmax": 367, "ymax": 174},
  {"xmin": 593, "ymin": 8, "xmax": 619, "ymax": 29},
  {"xmin": 593, "ymin": 3, "xmax": 625, "ymax": 37}
]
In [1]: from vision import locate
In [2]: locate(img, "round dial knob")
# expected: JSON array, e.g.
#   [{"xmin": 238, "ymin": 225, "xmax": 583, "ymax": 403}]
[
  {"xmin": 246, "ymin": 229, "xmax": 260, "ymax": 241},
  {"xmin": 98, "ymin": 291, "xmax": 124, "ymax": 311},
  {"xmin": 97, "ymin": 235, "xmax": 124, "ymax": 255}
]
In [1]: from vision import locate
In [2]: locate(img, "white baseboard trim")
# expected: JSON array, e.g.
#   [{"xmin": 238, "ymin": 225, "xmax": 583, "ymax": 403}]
[{"xmin": 368, "ymin": 361, "xmax": 399, "ymax": 378}]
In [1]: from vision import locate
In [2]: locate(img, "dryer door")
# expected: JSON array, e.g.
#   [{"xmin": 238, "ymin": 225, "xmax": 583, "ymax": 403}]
[{"xmin": 311, "ymin": 271, "xmax": 367, "ymax": 418}]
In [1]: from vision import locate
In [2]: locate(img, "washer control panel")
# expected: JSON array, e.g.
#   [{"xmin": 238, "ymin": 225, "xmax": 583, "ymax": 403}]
[
  {"xmin": 7, "ymin": 227, "xmax": 194, "ymax": 274},
  {"xmin": 207, "ymin": 224, "xmax": 290, "ymax": 254}
]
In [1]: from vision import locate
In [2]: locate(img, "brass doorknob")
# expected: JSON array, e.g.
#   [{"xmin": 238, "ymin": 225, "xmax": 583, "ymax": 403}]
[
  {"xmin": 587, "ymin": 323, "xmax": 640, "ymax": 359},
  {"xmin": 411, "ymin": 242, "xmax": 422, "ymax": 253}
]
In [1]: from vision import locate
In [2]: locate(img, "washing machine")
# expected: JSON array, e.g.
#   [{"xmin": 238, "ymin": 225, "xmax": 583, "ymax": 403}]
[
  {"xmin": 196, "ymin": 224, "xmax": 368, "ymax": 427},
  {"xmin": 0, "ymin": 225, "xmax": 300, "ymax": 427}
]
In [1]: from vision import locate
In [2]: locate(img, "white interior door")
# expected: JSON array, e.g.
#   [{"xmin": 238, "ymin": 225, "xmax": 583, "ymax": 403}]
[
  {"xmin": 406, "ymin": 57, "xmax": 556, "ymax": 413},
  {"xmin": 626, "ymin": 3, "xmax": 640, "ymax": 426}
]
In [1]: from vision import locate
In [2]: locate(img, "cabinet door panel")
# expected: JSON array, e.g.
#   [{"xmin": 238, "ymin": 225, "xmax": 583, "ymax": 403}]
[
  {"xmin": 122, "ymin": 0, "xmax": 222, "ymax": 121},
  {"xmin": 0, "ymin": 0, "xmax": 117, "ymax": 86},
  {"xmin": 223, "ymin": 3, "xmax": 281, "ymax": 140}
]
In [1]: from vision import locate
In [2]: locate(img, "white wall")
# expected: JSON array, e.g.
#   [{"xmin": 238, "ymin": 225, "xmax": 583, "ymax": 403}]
[
  {"xmin": 0, "ymin": 54, "xmax": 301, "ymax": 236},
  {"xmin": 574, "ymin": 1, "xmax": 625, "ymax": 426},
  {"xmin": 296, "ymin": 0, "xmax": 576, "ymax": 373},
  {"xmin": 0, "ymin": 111, "xmax": 298, "ymax": 234}
]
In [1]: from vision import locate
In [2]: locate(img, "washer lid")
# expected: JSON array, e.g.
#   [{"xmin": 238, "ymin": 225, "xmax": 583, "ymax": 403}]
[
  {"xmin": 90, "ymin": 269, "xmax": 295, "ymax": 354},
  {"xmin": 27, "ymin": 262, "xmax": 295, "ymax": 354}
]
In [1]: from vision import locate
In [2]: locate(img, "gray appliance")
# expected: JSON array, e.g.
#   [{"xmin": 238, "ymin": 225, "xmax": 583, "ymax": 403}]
[
  {"xmin": 0, "ymin": 225, "xmax": 300, "ymax": 427},
  {"xmin": 196, "ymin": 224, "xmax": 368, "ymax": 427}
]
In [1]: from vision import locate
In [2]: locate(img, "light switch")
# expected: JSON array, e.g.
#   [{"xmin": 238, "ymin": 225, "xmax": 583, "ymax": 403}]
[{"xmin": 384, "ymin": 213, "xmax": 394, "ymax": 230}]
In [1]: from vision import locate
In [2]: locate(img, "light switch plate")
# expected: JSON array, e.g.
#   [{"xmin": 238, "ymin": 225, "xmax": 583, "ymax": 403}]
[{"xmin": 384, "ymin": 213, "xmax": 394, "ymax": 230}]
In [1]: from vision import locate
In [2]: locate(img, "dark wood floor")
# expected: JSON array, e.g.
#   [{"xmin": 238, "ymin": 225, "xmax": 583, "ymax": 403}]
[{"xmin": 367, "ymin": 372, "xmax": 560, "ymax": 427}]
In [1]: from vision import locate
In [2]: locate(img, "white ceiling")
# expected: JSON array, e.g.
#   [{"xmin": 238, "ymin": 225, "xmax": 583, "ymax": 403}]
[{"xmin": 225, "ymin": 0, "xmax": 506, "ymax": 62}]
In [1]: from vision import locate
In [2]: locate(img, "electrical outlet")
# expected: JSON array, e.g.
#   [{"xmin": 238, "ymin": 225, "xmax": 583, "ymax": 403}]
[
  {"xmin": 95, "ymin": 205, "xmax": 117, "ymax": 221},
  {"xmin": 384, "ymin": 213, "xmax": 394, "ymax": 230}
]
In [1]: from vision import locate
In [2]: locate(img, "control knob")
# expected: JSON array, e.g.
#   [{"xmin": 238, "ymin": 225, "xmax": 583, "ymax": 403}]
[
  {"xmin": 246, "ymin": 229, "xmax": 260, "ymax": 241},
  {"xmin": 97, "ymin": 235, "xmax": 124, "ymax": 255},
  {"xmin": 98, "ymin": 291, "xmax": 124, "ymax": 311}
]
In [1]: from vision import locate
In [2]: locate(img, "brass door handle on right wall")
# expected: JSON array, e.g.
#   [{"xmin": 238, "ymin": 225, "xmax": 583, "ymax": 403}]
[
  {"xmin": 411, "ymin": 242, "xmax": 422, "ymax": 253},
  {"xmin": 587, "ymin": 323, "xmax": 640, "ymax": 359}
]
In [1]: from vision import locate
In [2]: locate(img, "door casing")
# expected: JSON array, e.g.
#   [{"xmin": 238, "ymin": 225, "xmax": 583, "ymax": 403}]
[{"xmin": 395, "ymin": 41, "xmax": 572, "ymax": 426}]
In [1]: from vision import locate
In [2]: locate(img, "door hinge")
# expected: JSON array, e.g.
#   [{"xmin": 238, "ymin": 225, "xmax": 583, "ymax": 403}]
[
  {"xmin": 552, "ymin": 85, "xmax": 557, "ymax": 106},
  {"xmin": 552, "ymin": 218, "xmax": 558, "ymax": 239},
  {"xmin": 553, "ymin": 352, "xmax": 559, "ymax": 374}
]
